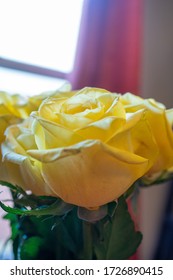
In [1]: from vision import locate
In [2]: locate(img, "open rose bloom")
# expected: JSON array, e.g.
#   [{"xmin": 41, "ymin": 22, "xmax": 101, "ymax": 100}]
[
  {"xmin": 1, "ymin": 87, "xmax": 173, "ymax": 260},
  {"xmin": 0, "ymin": 91, "xmax": 36, "ymax": 181},
  {"xmin": 2, "ymin": 87, "xmax": 173, "ymax": 208}
]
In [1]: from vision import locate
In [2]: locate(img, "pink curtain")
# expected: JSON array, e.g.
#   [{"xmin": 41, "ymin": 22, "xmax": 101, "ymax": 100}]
[{"xmin": 69, "ymin": 0, "xmax": 143, "ymax": 95}]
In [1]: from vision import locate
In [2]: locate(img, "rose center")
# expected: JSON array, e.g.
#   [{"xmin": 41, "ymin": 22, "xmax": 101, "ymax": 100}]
[{"xmin": 60, "ymin": 95, "xmax": 98, "ymax": 115}]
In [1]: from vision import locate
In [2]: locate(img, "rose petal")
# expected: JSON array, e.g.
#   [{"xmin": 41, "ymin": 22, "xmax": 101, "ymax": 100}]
[
  {"xmin": 32, "ymin": 117, "xmax": 84, "ymax": 149},
  {"xmin": 37, "ymin": 140, "xmax": 150, "ymax": 207},
  {"xmin": 2, "ymin": 142, "xmax": 52, "ymax": 195},
  {"xmin": 76, "ymin": 116, "xmax": 125, "ymax": 142},
  {"xmin": 121, "ymin": 94, "xmax": 173, "ymax": 173}
]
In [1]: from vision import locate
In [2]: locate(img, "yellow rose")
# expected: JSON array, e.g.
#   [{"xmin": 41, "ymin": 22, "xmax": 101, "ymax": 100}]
[
  {"xmin": 28, "ymin": 82, "xmax": 72, "ymax": 110},
  {"xmin": 2, "ymin": 88, "xmax": 158, "ymax": 208},
  {"xmin": 0, "ymin": 85, "xmax": 72, "ymax": 182},
  {"xmin": 120, "ymin": 93, "xmax": 173, "ymax": 179},
  {"xmin": 0, "ymin": 92, "xmax": 22, "ymax": 141},
  {"xmin": 0, "ymin": 92, "xmax": 29, "ymax": 181},
  {"xmin": 0, "ymin": 91, "xmax": 39, "ymax": 143}
]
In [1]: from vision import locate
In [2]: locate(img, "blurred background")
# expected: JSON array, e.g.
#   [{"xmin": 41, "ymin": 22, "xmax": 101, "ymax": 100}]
[{"xmin": 0, "ymin": 0, "xmax": 173, "ymax": 259}]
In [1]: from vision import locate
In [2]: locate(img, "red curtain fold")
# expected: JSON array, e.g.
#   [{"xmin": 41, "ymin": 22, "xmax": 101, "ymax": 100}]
[{"xmin": 69, "ymin": 0, "xmax": 143, "ymax": 95}]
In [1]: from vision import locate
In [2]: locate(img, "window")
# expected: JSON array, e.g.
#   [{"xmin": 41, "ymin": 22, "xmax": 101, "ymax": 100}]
[
  {"xmin": 0, "ymin": 0, "xmax": 84, "ymax": 95},
  {"xmin": 0, "ymin": 1, "xmax": 84, "ymax": 256}
]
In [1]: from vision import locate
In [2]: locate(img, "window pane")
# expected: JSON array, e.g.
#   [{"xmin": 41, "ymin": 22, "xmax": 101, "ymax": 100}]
[
  {"xmin": 0, "ymin": 0, "xmax": 84, "ymax": 73},
  {"xmin": 0, "ymin": 67, "xmax": 67, "ymax": 96}
]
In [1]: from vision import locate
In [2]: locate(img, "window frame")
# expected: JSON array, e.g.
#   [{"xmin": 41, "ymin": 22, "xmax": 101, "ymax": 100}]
[{"xmin": 0, "ymin": 57, "xmax": 68, "ymax": 80}]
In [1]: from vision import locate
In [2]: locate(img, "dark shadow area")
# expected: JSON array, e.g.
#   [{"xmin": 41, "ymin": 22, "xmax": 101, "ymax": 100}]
[{"xmin": 154, "ymin": 181, "xmax": 173, "ymax": 259}]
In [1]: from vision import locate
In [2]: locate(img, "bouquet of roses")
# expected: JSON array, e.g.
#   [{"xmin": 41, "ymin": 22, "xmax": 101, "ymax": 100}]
[{"xmin": 0, "ymin": 86, "xmax": 173, "ymax": 260}]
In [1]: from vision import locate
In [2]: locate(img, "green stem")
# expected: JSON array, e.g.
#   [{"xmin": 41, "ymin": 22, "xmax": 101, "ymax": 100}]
[{"xmin": 83, "ymin": 221, "xmax": 93, "ymax": 260}]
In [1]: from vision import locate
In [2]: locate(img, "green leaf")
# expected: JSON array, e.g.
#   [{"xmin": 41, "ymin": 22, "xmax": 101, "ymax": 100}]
[
  {"xmin": 63, "ymin": 208, "xmax": 83, "ymax": 254},
  {"xmin": 94, "ymin": 196, "xmax": 142, "ymax": 260},
  {"xmin": 124, "ymin": 182, "xmax": 138, "ymax": 199},
  {"xmin": 19, "ymin": 236, "xmax": 44, "ymax": 260},
  {"xmin": 0, "ymin": 180, "xmax": 26, "ymax": 195},
  {"xmin": 55, "ymin": 222, "xmax": 77, "ymax": 254},
  {"xmin": 15, "ymin": 215, "xmax": 62, "ymax": 259},
  {"xmin": 3, "ymin": 213, "xmax": 18, "ymax": 240},
  {"xmin": 107, "ymin": 201, "xmax": 117, "ymax": 217},
  {"xmin": 0, "ymin": 199, "xmax": 73, "ymax": 217}
]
